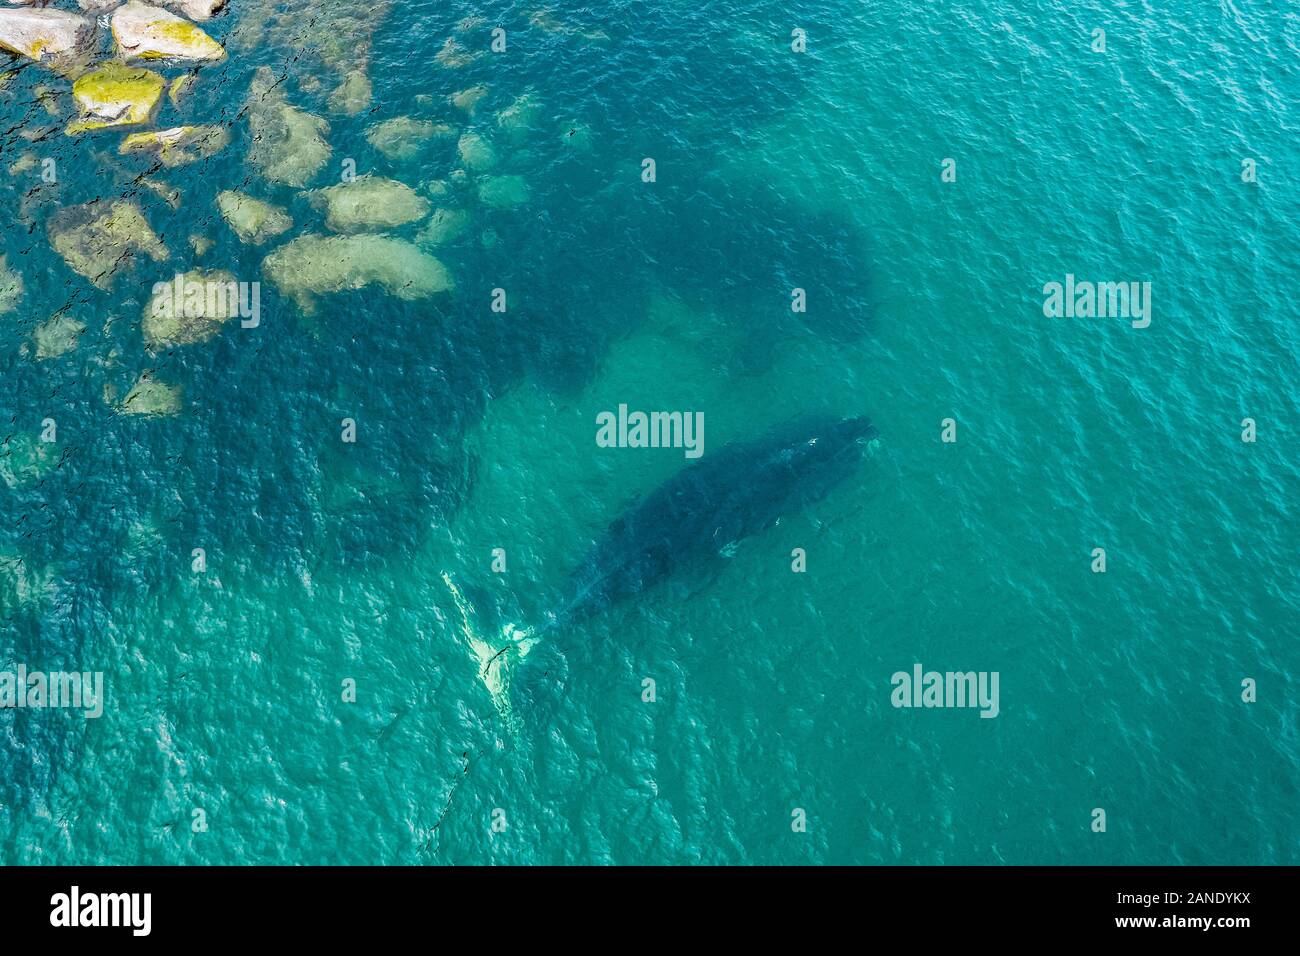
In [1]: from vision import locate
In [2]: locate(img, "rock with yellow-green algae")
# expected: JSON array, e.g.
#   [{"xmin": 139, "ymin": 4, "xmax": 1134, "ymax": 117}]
[
  {"xmin": 189, "ymin": 233, "xmax": 212, "ymax": 256},
  {"xmin": 48, "ymin": 200, "xmax": 168, "ymax": 290},
  {"xmin": 120, "ymin": 124, "xmax": 229, "ymax": 166},
  {"xmin": 168, "ymin": 73, "xmax": 196, "ymax": 107},
  {"xmin": 328, "ymin": 69, "xmax": 372, "ymax": 116},
  {"xmin": 216, "ymin": 190, "xmax": 292, "ymax": 244},
  {"xmin": 262, "ymin": 234, "xmax": 452, "ymax": 314},
  {"xmin": 456, "ymin": 131, "xmax": 496, "ymax": 171},
  {"xmin": 31, "ymin": 313, "xmax": 86, "ymax": 360},
  {"xmin": 246, "ymin": 66, "xmax": 332, "ymax": 187},
  {"xmin": 111, "ymin": 1, "xmax": 225, "ymax": 61},
  {"xmin": 65, "ymin": 62, "xmax": 165, "ymax": 134},
  {"xmin": 365, "ymin": 116, "xmax": 453, "ymax": 162},
  {"xmin": 142, "ymin": 267, "xmax": 241, "ymax": 347},
  {"xmin": 115, "ymin": 373, "xmax": 181, "ymax": 416},
  {"xmin": 0, "ymin": 254, "xmax": 22, "ymax": 315},
  {"xmin": 477, "ymin": 174, "xmax": 530, "ymax": 209},
  {"xmin": 0, "ymin": 8, "xmax": 95, "ymax": 63},
  {"xmin": 307, "ymin": 175, "xmax": 430, "ymax": 233}
]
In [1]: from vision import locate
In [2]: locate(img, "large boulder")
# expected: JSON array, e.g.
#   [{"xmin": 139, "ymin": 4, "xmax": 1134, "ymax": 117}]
[
  {"xmin": 48, "ymin": 200, "xmax": 168, "ymax": 289},
  {"xmin": 65, "ymin": 62, "xmax": 165, "ymax": 134},
  {"xmin": 111, "ymin": 1, "xmax": 224, "ymax": 61},
  {"xmin": 114, "ymin": 374, "xmax": 181, "ymax": 416},
  {"xmin": 246, "ymin": 66, "xmax": 331, "ymax": 187},
  {"xmin": 328, "ymin": 69, "xmax": 371, "ymax": 116},
  {"xmin": 477, "ymin": 174, "xmax": 530, "ymax": 209},
  {"xmin": 456, "ymin": 131, "xmax": 496, "ymax": 171},
  {"xmin": 307, "ymin": 175, "xmax": 430, "ymax": 233},
  {"xmin": 142, "ymin": 268, "xmax": 242, "ymax": 346},
  {"xmin": 365, "ymin": 116, "xmax": 453, "ymax": 162},
  {"xmin": 262, "ymin": 234, "xmax": 452, "ymax": 314},
  {"xmin": 0, "ymin": 7, "xmax": 95, "ymax": 62},
  {"xmin": 216, "ymin": 190, "xmax": 292, "ymax": 245},
  {"xmin": 31, "ymin": 313, "xmax": 86, "ymax": 360}
]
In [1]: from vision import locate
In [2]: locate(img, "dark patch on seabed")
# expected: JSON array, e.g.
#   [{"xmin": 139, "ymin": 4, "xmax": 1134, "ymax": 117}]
[{"xmin": 0, "ymin": 0, "xmax": 880, "ymax": 853}]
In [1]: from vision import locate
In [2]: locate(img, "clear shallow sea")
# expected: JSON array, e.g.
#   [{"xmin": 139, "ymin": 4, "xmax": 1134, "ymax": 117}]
[{"xmin": 1, "ymin": 0, "xmax": 1296, "ymax": 864}]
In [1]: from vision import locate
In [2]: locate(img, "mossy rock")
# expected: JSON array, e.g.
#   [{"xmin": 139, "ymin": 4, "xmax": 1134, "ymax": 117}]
[
  {"xmin": 66, "ymin": 62, "xmax": 165, "ymax": 135},
  {"xmin": 112, "ymin": 1, "xmax": 225, "ymax": 62}
]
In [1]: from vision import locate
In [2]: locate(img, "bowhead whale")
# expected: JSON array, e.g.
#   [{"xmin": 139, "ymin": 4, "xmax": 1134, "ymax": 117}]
[{"xmin": 444, "ymin": 414, "xmax": 878, "ymax": 722}]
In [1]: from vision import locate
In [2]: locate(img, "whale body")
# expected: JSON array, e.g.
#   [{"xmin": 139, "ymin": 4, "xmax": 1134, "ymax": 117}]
[{"xmin": 509, "ymin": 414, "xmax": 877, "ymax": 713}]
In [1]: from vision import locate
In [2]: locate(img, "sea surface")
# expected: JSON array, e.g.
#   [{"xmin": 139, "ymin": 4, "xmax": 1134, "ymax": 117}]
[{"xmin": 1, "ymin": 0, "xmax": 1297, "ymax": 864}]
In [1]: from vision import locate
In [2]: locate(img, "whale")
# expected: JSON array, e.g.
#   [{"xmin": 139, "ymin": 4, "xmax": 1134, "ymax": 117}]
[{"xmin": 445, "ymin": 414, "xmax": 878, "ymax": 723}]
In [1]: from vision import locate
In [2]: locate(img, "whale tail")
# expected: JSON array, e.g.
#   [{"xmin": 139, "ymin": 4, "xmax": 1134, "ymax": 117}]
[{"xmin": 440, "ymin": 573, "xmax": 566, "ymax": 733}]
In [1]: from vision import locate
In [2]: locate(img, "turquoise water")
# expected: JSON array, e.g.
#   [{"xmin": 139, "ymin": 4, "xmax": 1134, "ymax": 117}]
[{"xmin": 1, "ymin": 0, "xmax": 1297, "ymax": 864}]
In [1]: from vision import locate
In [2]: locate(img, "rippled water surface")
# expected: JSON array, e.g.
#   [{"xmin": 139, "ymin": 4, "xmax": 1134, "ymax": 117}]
[{"xmin": 1, "ymin": 0, "xmax": 1296, "ymax": 864}]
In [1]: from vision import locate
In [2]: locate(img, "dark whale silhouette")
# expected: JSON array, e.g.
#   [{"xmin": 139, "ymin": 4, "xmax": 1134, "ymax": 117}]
[{"xmin": 500, "ymin": 413, "xmax": 878, "ymax": 716}]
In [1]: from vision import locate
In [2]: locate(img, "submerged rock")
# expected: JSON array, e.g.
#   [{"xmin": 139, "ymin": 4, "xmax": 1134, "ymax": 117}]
[
  {"xmin": 307, "ymin": 175, "xmax": 429, "ymax": 233},
  {"xmin": 450, "ymin": 85, "xmax": 488, "ymax": 114},
  {"xmin": 115, "ymin": 373, "xmax": 182, "ymax": 416},
  {"xmin": 7, "ymin": 152, "xmax": 39, "ymax": 177},
  {"xmin": 435, "ymin": 36, "xmax": 479, "ymax": 69},
  {"xmin": 112, "ymin": 1, "xmax": 225, "ymax": 61},
  {"xmin": 457, "ymin": 130, "xmax": 496, "ymax": 171},
  {"xmin": 0, "ymin": 254, "xmax": 22, "ymax": 315},
  {"xmin": 262, "ymin": 234, "xmax": 453, "ymax": 313},
  {"xmin": 477, "ymin": 174, "xmax": 530, "ymax": 209},
  {"xmin": 168, "ymin": 73, "xmax": 196, "ymax": 107},
  {"xmin": 0, "ymin": 432, "xmax": 57, "ymax": 490},
  {"xmin": 246, "ymin": 66, "xmax": 332, "ymax": 187},
  {"xmin": 416, "ymin": 207, "xmax": 470, "ymax": 247},
  {"xmin": 0, "ymin": 552, "xmax": 56, "ymax": 614},
  {"xmin": 120, "ymin": 124, "xmax": 229, "ymax": 166},
  {"xmin": 0, "ymin": 8, "xmax": 95, "ymax": 62},
  {"xmin": 328, "ymin": 69, "xmax": 372, "ymax": 116},
  {"xmin": 496, "ymin": 92, "xmax": 542, "ymax": 140},
  {"xmin": 365, "ymin": 116, "xmax": 454, "ymax": 162},
  {"xmin": 48, "ymin": 200, "xmax": 168, "ymax": 290},
  {"xmin": 216, "ymin": 190, "xmax": 292, "ymax": 244},
  {"xmin": 142, "ymin": 177, "xmax": 181, "ymax": 208},
  {"xmin": 142, "ymin": 267, "xmax": 242, "ymax": 347},
  {"xmin": 31, "ymin": 313, "xmax": 86, "ymax": 360},
  {"xmin": 66, "ymin": 62, "xmax": 165, "ymax": 134}
]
